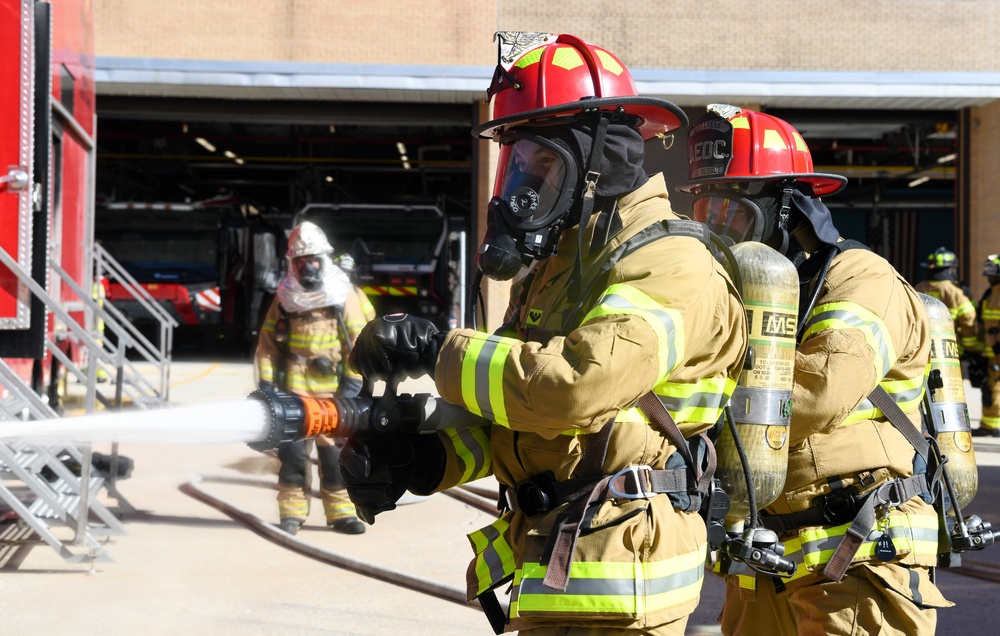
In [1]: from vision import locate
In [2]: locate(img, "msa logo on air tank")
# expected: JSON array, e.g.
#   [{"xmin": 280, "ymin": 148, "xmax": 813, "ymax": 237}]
[
  {"xmin": 761, "ymin": 310, "xmax": 797, "ymax": 338},
  {"xmin": 930, "ymin": 338, "xmax": 961, "ymax": 360}
]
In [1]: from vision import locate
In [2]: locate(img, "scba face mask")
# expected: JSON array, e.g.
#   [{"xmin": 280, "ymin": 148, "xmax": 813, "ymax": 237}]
[
  {"xmin": 476, "ymin": 131, "xmax": 579, "ymax": 281},
  {"xmin": 293, "ymin": 255, "xmax": 324, "ymax": 290},
  {"xmin": 691, "ymin": 184, "xmax": 796, "ymax": 253}
]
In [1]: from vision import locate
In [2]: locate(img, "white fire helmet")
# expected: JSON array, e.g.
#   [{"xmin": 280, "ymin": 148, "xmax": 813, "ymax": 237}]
[{"xmin": 287, "ymin": 221, "xmax": 334, "ymax": 259}]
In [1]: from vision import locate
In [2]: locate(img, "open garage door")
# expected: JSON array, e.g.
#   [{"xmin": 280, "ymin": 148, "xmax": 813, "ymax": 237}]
[
  {"xmin": 655, "ymin": 107, "xmax": 959, "ymax": 287},
  {"xmin": 94, "ymin": 96, "xmax": 475, "ymax": 354}
]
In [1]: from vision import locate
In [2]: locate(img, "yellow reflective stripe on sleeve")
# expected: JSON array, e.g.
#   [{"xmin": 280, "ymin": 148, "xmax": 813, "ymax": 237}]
[
  {"xmin": 468, "ymin": 517, "xmax": 515, "ymax": 595},
  {"xmin": 841, "ymin": 374, "xmax": 925, "ymax": 426},
  {"xmin": 261, "ymin": 318, "xmax": 277, "ymax": 334},
  {"xmin": 655, "ymin": 376, "xmax": 737, "ymax": 425},
  {"xmin": 582, "ymin": 283, "xmax": 683, "ymax": 384},
  {"xmin": 511, "ymin": 543, "xmax": 706, "ymax": 617},
  {"xmin": 444, "ymin": 426, "xmax": 492, "ymax": 483},
  {"xmin": 460, "ymin": 333, "xmax": 516, "ymax": 427},
  {"xmin": 954, "ymin": 300, "xmax": 975, "ymax": 319},
  {"xmin": 258, "ymin": 360, "xmax": 274, "ymax": 382},
  {"xmin": 802, "ymin": 301, "xmax": 897, "ymax": 379}
]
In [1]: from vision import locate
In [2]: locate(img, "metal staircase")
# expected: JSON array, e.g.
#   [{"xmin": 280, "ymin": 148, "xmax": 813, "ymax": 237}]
[{"xmin": 0, "ymin": 244, "xmax": 176, "ymax": 564}]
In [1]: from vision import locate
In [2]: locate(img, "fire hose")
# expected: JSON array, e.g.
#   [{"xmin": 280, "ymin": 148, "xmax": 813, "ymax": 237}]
[{"xmin": 179, "ymin": 473, "xmax": 479, "ymax": 610}]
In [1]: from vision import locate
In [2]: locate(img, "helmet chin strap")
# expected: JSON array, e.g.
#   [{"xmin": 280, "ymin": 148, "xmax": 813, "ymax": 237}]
[
  {"xmin": 569, "ymin": 115, "xmax": 611, "ymax": 303},
  {"xmin": 772, "ymin": 187, "xmax": 794, "ymax": 254}
]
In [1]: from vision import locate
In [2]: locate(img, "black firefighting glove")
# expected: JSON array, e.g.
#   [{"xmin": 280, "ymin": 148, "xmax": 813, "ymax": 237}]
[
  {"xmin": 349, "ymin": 314, "xmax": 445, "ymax": 381},
  {"xmin": 338, "ymin": 376, "xmax": 364, "ymax": 398},
  {"xmin": 339, "ymin": 432, "xmax": 442, "ymax": 524},
  {"xmin": 308, "ymin": 356, "xmax": 336, "ymax": 377}
]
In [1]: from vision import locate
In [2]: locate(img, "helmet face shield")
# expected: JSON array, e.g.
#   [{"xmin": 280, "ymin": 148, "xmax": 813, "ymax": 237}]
[
  {"xmin": 495, "ymin": 132, "xmax": 578, "ymax": 232},
  {"xmin": 691, "ymin": 191, "xmax": 764, "ymax": 244}
]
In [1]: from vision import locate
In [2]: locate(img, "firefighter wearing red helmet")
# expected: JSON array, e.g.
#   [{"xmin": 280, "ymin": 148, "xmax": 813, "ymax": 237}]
[
  {"xmin": 680, "ymin": 105, "xmax": 951, "ymax": 634},
  {"xmin": 255, "ymin": 221, "xmax": 375, "ymax": 536},
  {"xmin": 341, "ymin": 33, "xmax": 748, "ymax": 634},
  {"xmin": 915, "ymin": 247, "xmax": 978, "ymax": 353}
]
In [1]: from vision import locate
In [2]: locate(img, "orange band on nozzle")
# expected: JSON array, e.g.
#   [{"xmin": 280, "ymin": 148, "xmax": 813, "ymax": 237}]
[{"xmin": 299, "ymin": 397, "xmax": 340, "ymax": 438}]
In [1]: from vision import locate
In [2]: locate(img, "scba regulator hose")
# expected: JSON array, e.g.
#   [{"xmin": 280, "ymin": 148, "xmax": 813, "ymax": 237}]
[{"xmin": 179, "ymin": 474, "xmax": 478, "ymax": 610}]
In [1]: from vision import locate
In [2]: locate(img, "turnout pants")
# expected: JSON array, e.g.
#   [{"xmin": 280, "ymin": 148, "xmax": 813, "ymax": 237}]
[
  {"xmin": 719, "ymin": 563, "xmax": 942, "ymax": 636},
  {"xmin": 982, "ymin": 362, "xmax": 1000, "ymax": 432},
  {"xmin": 277, "ymin": 435, "xmax": 357, "ymax": 524}
]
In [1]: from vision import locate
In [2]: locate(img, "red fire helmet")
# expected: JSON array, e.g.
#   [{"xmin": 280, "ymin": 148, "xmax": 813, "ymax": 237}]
[
  {"xmin": 473, "ymin": 34, "xmax": 686, "ymax": 141},
  {"xmin": 678, "ymin": 105, "xmax": 848, "ymax": 197}
]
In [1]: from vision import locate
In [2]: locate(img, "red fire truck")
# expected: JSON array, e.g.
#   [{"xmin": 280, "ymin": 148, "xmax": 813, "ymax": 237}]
[
  {"xmin": 1, "ymin": 0, "xmax": 96, "ymax": 399},
  {"xmin": 95, "ymin": 198, "xmax": 282, "ymax": 353}
]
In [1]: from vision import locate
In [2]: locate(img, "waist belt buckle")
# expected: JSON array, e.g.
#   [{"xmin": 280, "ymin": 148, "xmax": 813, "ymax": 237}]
[
  {"xmin": 875, "ymin": 480, "xmax": 904, "ymax": 507},
  {"xmin": 609, "ymin": 465, "xmax": 655, "ymax": 500}
]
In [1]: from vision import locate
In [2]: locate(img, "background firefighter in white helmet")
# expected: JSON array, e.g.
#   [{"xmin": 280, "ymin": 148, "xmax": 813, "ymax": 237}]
[
  {"xmin": 915, "ymin": 247, "xmax": 978, "ymax": 353},
  {"xmin": 255, "ymin": 221, "xmax": 375, "ymax": 535},
  {"xmin": 680, "ymin": 105, "xmax": 951, "ymax": 635},
  {"xmin": 338, "ymin": 33, "xmax": 747, "ymax": 635},
  {"xmin": 975, "ymin": 254, "xmax": 1000, "ymax": 437}
]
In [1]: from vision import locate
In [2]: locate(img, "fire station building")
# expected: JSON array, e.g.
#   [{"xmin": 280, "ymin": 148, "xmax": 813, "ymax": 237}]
[{"xmin": 91, "ymin": 0, "xmax": 1000, "ymax": 327}]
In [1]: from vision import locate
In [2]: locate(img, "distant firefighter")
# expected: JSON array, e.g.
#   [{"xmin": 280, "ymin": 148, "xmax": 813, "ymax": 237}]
[
  {"xmin": 255, "ymin": 221, "xmax": 375, "ymax": 535},
  {"xmin": 915, "ymin": 247, "xmax": 977, "ymax": 353}
]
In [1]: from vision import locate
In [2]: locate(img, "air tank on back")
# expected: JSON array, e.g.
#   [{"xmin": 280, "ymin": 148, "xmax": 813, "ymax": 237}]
[
  {"xmin": 919, "ymin": 293, "xmax": 978, "ymax": 509},
  {"xmin": 716, "ymin": 242, "xmax": 798, "ymax": 529}
]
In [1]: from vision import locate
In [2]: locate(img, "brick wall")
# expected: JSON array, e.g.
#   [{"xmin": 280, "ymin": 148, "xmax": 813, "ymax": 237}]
[
  {"xmin": 968, "ymin": 101, "xmax": 1000, "ymax": 301},
  {"xmin": 95, "ymin": 1, "xmax": 1000, "ymax": 73}
]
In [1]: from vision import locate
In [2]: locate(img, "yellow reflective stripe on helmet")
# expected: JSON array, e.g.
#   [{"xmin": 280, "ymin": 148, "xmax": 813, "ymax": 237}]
[
  {"xmin": 796, "ymin": 512, "xmax": 939, "ymax": 569},
  {"xmin": 582, "ymin": 283, "xmax": 684, "ymax": 384},
  {"xmin": 841, "ymin": 374, "xmax": 925, "ymax": 426},
  {"xmin": 802, "ymin": 301, "xmax": 896, "ymax": 379},
  {"xmin": 656, "ymin": 376, "xmax": 737, "ymax": 424},
  {"xmin": 444, "ymin": 426, "xmax": 492, "ymax": 483},
  {"xmin": 460, "ymin": 333, "xmax": 517, "ymax": 427},
  {"xmin": 595, "ymin": 50, "xmax": 623, "ymax": 75},
  {"xmin": 468, "ymin": 517, "xmax": 516, "ymax": 596},
  {"xmin": 511, "ymin": 543, "xmax": 706, "ymax": 617},
  {"xmin": 515, "ymin": 48, "xmax": 543, "ymax": 68}
]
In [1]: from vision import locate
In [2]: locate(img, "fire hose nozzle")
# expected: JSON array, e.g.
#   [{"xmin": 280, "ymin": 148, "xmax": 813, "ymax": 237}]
[
  {"xmin": 247, "ymin": 389, "xmax": 308, "ymax": 451},
  {"xmin": 246, "ymin": 389, "xmax": 372, "ymax": 451}
]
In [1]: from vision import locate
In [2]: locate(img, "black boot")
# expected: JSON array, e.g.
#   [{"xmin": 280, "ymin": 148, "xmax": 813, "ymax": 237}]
[
  {"xmin": 279, "ymin": 518, "xmax": 303, "ymax": 535},
  {"xmin": 329, "ymin": 517, "xmax": 366, "ymax": 535}
]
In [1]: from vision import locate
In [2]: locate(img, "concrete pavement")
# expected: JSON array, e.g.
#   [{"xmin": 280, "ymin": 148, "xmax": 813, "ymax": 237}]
[{"xmin": 2, "ymin": 362, "xmax": 1000, "ymax": 634}]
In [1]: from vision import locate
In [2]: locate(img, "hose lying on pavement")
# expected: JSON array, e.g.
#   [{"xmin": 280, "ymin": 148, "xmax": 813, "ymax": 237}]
[{"xmin": 180, "ymin": 473, "xmax": 478, "ymax": 610}]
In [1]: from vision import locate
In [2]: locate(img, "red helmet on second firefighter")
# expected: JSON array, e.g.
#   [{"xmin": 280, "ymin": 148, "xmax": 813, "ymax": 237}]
[
  {"xmin": 473, "ymin": 32, "xmax": 688, "ymax": 281},
  {"xmin": 679, "ymin": 104, "xmax": 847, "ymax": 251}
]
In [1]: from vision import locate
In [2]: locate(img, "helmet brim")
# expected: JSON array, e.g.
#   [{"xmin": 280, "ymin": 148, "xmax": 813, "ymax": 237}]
[
  {"xmin": 473, "ymin": 96, "xmax": 688, "ymax": 141},
  {"xmin": 676, "ymin": 173, "xmax": 849, "ymax": 198}
]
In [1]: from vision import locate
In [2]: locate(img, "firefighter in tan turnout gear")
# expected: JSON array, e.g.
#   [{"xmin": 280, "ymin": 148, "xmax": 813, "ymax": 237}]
[
  {"xmin": 681, "ymin": 105, "xmax": 951, "ymax": 635},
  {"xmin": 255, "ymin": 221, "xmax": 374, "ymax": 535},
  {"xmin": 976, "ymin": 254, "xmax": 1000, "ymax": 437},
  {"xmin": 915, "ymin": 247, "xmax": 977, "ymax": 353},
  {"xmin": 339, "ymin": 33, "xmax": 748, "ymax": 634}
]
